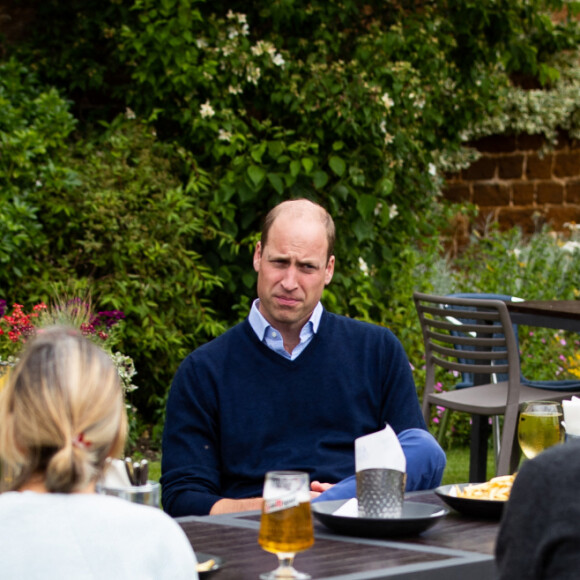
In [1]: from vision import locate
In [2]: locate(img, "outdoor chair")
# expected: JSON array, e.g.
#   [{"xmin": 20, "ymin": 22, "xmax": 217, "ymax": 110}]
[
  {"xmin": 413, "ymin": 292, "xmax": 580, "ymax": 478},
  {"xmin": 442, "ymin": 293, "xmax": 580, "ymax": 478}
]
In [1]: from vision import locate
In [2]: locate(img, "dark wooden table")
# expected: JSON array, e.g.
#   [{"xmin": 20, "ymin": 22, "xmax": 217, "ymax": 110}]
[
  {"xmin": 177, "ymin": 491, "xmax": 499, "ymax": 580},
  {"xmin": 507, "ymin": 300, "xmax": 580, "ymax": 332}
]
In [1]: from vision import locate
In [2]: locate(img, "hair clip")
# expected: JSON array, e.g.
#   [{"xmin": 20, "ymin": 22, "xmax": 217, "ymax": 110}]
[{"xmin": 72, "ymin": 432, "xmax": 91, "ymax": 449}]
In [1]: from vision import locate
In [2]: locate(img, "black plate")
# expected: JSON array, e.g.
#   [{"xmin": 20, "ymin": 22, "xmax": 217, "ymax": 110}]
[
  {"xmin": 196, "ymin": 552, "xmax": 224, "ymax": 576},
  {"xmin": 311, "ymin": 499, "xmax": 447, "ymax": 538},
  {"xmin": 434, "ymin": 483, "xmax": 506, "ymax": 519}
]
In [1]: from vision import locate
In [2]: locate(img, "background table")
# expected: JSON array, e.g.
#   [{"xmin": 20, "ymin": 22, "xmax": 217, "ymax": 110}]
[
  {"xmin": 177, "ymin": 491, "xmax": 499, "ymax": 580},
  {"xmin": 507, "ymin": 300, "xmax": 580, "ymax": 332}
]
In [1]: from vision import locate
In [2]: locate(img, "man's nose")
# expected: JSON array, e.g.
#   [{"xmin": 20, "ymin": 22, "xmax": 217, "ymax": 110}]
[{"xmin": 281, "ymin": 267, "xmax": 298, "ymax": 290}]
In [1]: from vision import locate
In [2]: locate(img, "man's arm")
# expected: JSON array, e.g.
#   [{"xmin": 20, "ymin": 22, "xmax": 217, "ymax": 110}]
[
  {"xmin": 209, "ymin": 497, "xmax": 263, "ymax": 515},
  {"xmin": 161, "ymin": 355, "xmax": 225, "ymax": 516}
]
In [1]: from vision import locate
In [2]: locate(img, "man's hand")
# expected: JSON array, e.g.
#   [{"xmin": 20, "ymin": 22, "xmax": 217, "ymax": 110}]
[
  {"xmin": 310, "ymin": 481, "xmax": 334, "ymax": 495},
  {"xmin": 209, "ymin": 497, "xmax": 263, "ymax": 515}
]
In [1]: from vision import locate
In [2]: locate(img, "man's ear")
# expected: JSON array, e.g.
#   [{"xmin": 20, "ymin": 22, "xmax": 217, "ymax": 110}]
[
  {"xmin": 253, "ymin": 241, "xmax": 262, "ymax": 273},
  {"xmin": 324, "ymin": 255, "xmax": 335, "ymax": 285}
]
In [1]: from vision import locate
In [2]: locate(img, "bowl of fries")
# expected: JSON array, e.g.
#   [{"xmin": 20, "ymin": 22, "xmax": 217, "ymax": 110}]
[{"xmin": 434, "ymin": 475, "xmax": 516, "ymax": 519}]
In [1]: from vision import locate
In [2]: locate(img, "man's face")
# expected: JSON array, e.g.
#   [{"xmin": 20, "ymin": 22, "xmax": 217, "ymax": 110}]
[{"xmin": 253, "ymin": 213, "xmax": 334, "ymax": 334}]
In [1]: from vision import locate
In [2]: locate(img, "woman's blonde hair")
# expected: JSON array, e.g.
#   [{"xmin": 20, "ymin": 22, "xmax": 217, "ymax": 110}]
[{"xmin": 0, "ymin": 326, "xmax": 127, "ymax": 493}]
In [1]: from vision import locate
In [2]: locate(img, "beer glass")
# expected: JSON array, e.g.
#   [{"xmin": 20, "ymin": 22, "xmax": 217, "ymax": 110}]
[
  {"xmin": 258, "ymin": 471, "xmax": 314, "ymax": 580},
  {"xmin": 518, "ymin": 401, "xmax": 564, "ymax": 459}
]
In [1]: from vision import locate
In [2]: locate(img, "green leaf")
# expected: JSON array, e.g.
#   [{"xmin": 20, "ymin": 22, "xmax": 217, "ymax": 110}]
[
  {"xmin": 312, "ymin": 170, "xmax": 329, "ymax": 189},
  {"xmin": 290, "ymin": 160, "xmax": 301, "ymax": 177},
  {"xmin": 247, "ymin": 165, "xmax": 266, "ymax": 187},
  {"xmin": 268, "ymin": 141, "xmax": 284, "ymax": 160},
  {"xmin": 301, "ymin": 157, "xmax": 314, "ymax": 174},
  {"xmin": 250, "ymin": 142, "xmax": 267, "ymax": 163},
  {"xmin": 329, "ymin": 156, "xmax": 346, "ymax": 177},
  {"xmin": 356, "ymin": 195, "xmax": 378, "ymax": 220},
  {"xmin": 267, "ymin": 173, "xmax": 284, "ymax": 195}
]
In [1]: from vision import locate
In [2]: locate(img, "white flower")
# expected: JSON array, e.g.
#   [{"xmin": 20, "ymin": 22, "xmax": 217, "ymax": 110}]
[
  {"xmin": 428, "ymin": 163, "xmax": 437, "ymax": 176},
  {"xmin": 246, "ymin": 64, "xmax": 261, "ymax": 85},
  {"xmin": 374, "ymin": 202, "xmax": 383, "ymax": 216},
  {"xmin": 125, "ymin": 107, "xmax": 136, "ymax": 120},
  {"xmin": 218, "ymin": 129, "xmax": 232, "ymax": 142},
  {"xmin": 228, "ymin": 85, "xmax": 242, "ymax": 95},
  {"xmin": 561, "ymin": 241, "xmax": 580, "ymax": 253},
  {"xmin": 226, "ymin": 9, "xmax": 235, "ymax": 19},
  {"xmin": 272, "ymin": 53, "xmax": 285, "ymax": 67},
  {"xmin": 358, "ymin": 257, "xmax": 369, "ymax": 275},
  {"xmin": 200, "ymin": 100, "xmax": 215, "ymax": 118},
  {"xmin": 251, "ymin": 44, "xmax": 264, "ymax": 56},
  {"xmin": 35, "ymin": 180, "xmax": 42, "ymax": 187},
  {"xmin": 381, "ymin": 93, "xmax": 394, "ymax": 109},
  {"xmin": 384, "ymin": 132, "xmax": 394, "ymax": 145},
  {"xmin": 509, "ymin": 248, "xmax": 522, "ymax": 258},
  {"xmin": 389, "ymin": 205, "xmax": 398, "ymax": 219},
  {"xmin": 195, "ymin": 38, "xmax": 208, "ymax": 49},
  {"xmin": 379, "ymin": 120, "xmax": 387, "ymax": 133}
]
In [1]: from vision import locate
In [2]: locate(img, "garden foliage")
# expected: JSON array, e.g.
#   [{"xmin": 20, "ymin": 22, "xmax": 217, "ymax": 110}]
[{"xmin": 2, "ymin": 0, "xmax": 579, "ymax": 437}]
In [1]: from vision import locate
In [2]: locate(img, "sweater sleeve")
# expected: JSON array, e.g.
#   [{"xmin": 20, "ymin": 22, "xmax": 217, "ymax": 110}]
[
  {"xmin": 379, "ymin": 330, "xmax": 428, "ymax": 433},
  {"xmin": 160, "ymin": 353, "xmax": 224, "ymax": 516}
]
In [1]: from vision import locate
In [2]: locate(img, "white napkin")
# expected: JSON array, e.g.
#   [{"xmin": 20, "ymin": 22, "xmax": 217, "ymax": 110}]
[
  {"xmin": 355, "ymin": 424, "xmax": 406, "ymax": 473},
  {"xmin": 101, "ymin": 458, "xmax": 132, "ymax": 488},
  {"xmin": 333, "ymin": 424, "xmax": 405, "ymax": 517},
  {"xmin": 563, "ymin": 397, "xmax": 580, "ymax": 436}
]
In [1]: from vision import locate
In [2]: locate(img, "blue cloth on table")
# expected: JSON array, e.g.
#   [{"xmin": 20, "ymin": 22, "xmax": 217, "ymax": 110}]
[{"xmin": 311, "ymin": 428, "xmax": 446, "ymax": 503}]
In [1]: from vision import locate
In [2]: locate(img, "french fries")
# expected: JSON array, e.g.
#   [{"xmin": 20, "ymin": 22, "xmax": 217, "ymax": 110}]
[
  {"xmin": 454, "ymin": 474, "xmax": 516, "ymax": 501},
  {"xmin": 196, "ymin": 559, "xmax": 216, "ymax": 573}
]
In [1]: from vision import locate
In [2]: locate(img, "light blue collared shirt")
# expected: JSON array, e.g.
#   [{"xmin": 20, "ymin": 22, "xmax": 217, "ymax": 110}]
[{"xmin": 248, "ymin": 299, "xmax": 323, "ymax": 361}]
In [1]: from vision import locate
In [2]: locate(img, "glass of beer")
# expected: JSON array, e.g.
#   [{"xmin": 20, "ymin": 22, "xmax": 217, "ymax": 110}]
[
  {"xmin": 518, "ymin": 401, "xmax": 564, "ymax": 459},
  {"xmin": 258, "ymin": 471, "xmax": 314, "ymax": 580}
]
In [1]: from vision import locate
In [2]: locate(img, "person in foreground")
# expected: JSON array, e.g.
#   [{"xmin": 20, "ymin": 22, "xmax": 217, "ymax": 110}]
[
  {"xmin": 0, "ymin": 326, "xmax": 198, "ymax": 580},
  {"xmin": 162, "ymin": 198, "xmax": 446, "ymax": 517},
  {"xmin": 495, "ymin": 440, "xmax": 580, "ymax": 580}
]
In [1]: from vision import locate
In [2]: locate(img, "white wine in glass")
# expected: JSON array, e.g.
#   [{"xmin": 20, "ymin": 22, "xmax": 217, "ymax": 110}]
[
  {"xmin": 518, "ymin": 401, "xmax": 564, "ymax": 459},
  {"xmin": 258, "ymin": 471, "xmax": 314, "ymax": 580}
]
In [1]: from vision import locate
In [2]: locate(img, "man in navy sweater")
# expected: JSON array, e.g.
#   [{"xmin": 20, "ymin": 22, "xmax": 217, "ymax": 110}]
[{"xmin": 161, "ymin": 199, "xmax": 445, "ymax": 516}]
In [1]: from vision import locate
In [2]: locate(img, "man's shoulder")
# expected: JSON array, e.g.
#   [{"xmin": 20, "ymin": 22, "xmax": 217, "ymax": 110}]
[{"xmin": 322, "ymin": 310, "xmax": 396, "ymax": 339}]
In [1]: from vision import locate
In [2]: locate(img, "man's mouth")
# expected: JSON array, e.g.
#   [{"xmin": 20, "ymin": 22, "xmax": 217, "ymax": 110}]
[{"xmin": 275, "ymin": 295, "xmax": 300, "ymax": 307}]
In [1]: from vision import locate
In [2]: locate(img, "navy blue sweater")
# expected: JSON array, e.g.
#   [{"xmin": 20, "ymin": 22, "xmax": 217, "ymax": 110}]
[{"xmin": 161, "ymin": 310, "xmax": 427, "ymax": 516}]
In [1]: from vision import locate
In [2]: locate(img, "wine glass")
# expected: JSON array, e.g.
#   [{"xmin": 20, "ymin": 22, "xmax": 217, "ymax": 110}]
[
  {"xmin": 258, "ymin": 471, "xmax": 314, "ymax": 580},
  {"xmin": 518, "ymin": 401, "xmax": 564, "ymax": 459}
]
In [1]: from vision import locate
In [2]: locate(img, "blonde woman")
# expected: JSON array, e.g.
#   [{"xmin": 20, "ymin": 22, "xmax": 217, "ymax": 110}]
[{"xmin": 0, "ymin": 326, "xmax": 198, "ymax": 579}]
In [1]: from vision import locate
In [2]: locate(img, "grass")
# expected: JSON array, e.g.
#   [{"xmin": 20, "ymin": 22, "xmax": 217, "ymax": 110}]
[
  {"xmin": 441, "ymin": 446, "xmax": 496, "ymax": 484},
  {"xmin": 148, "ymin": 446, "xmax": 491, "ymax": 487}
]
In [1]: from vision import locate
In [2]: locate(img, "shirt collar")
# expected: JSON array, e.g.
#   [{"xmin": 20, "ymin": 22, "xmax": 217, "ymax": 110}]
[{"xmin": 249, "ymin": 299, "xmax": 323, "ymax": 341}]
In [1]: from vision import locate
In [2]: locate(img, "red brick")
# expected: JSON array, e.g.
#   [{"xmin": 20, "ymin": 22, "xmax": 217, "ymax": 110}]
[
  {"xmin": 545, "ymin": 206, "xmax": 580, "ymax": 230},
  {"xmin": 567, "ymin": 179, "xmax": 580, "ymax": 204},
  {"xmin": 443, "ymin": 183, "xmax": 471, "ymax": 203},
  {"xmin": 537, "ymin": 182, "xmax": 564, "ymax": 204},
  {"xmin": 512, "ymin": 182, "xmax": 535, "ymax": 205},
  {"xmin": 473, "ymin": 183, "xmax": 511, "ymax": 206},
  {"xmin": 463, "ymin": 157, "xmax": 496, "ymax": 180},
  {"xmin": 516, "ymin": 134, "xmax": 544, "ymax": 151},
  {"xmin": 554, "ymin": 152, "xmax": 580, "ymax": 178},
  {"xmin": 526, "ymin": 153, "xmax": 553, "ymax": 180},
  {"xmin": 471, "ymin": 135, "xmax": 517, "ymax": 153},
  {"xmin": 496, "ymin": 207, "xmax": 539, "ymax": 234},
  {"xmin": 498, "ymin": 155, "xmax": 524, "ymax": 179}
]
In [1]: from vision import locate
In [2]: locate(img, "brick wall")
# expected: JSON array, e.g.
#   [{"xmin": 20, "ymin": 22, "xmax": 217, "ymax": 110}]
[{"xmin": 443, "ymin": 132, "xmax": 580, "ymax": 234}]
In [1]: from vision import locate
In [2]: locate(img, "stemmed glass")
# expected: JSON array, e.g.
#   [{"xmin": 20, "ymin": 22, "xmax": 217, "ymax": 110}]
[
  {"xmin": 258, "ymin": 471, "xmax": 314, "ymax": 580},
  {"xmin": 518, "ymin": 401, "xmax": 564, "ymax": 459}
]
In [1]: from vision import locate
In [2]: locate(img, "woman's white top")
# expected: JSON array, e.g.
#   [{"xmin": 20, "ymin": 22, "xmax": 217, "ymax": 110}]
[{"xmin": 0, "ymin": 491, "xmax": 198, "ymax": 579}]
